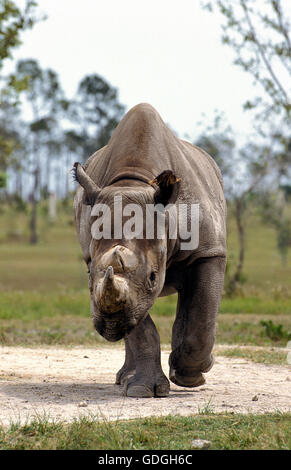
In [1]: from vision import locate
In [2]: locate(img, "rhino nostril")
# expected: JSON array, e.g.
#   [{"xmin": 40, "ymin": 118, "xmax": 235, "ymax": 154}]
[{"xmin": 118, "ymin": 254, "xmax": 125, "ymax": 272}]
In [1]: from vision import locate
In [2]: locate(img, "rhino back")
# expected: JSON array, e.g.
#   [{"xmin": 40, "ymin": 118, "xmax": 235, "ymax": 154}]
[{"xmin": 74, "ymin": 103, "xmax": 226, "ymax": 262}]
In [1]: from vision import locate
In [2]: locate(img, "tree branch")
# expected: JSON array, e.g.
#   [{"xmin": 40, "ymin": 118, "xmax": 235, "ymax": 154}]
[
  {"xmin": 273, "ymin": 0, "xmax": 291, "ymax": 56},
  {"xmin": 240, "ymin": 0, "xmax": 290, "ymax": 104}
]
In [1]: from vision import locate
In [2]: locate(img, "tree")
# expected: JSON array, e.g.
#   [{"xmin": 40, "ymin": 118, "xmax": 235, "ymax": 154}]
[
  {"xmin": 195, "ymin": 111, "xmax": 236, "ymax": 194},
  {"xmin": 15, "ymin": 59, "xmax": 66, "ymax": 243},
  {"xmin": 201, "ymin": 0, "xmax": 291, "ymax": 275},
  {"xmin": 71, "ymin": 74, "xmax": 125, "ymax": 160},
  {"xmin": 0, "ymin": 83, "xmax": 27, "ymax": 197},
  {"xmin": 258, "ymin": 190, "xmax": 291, "ymax": 265},
  {"xmin": 201, "ymin": 0, "xmax": 291, "ymax": 180},
  {"xmin": 195, "ymin": 112, "xmax": 268, "ymax": 295},
  {"xmin": 62, "ymin": 130, "xmax": 86, "ymax": 198},
  {"xmin": 0, "ymin": 0, "xmax": 39, "ymax": 188},
  {"xmin": 0, "ymin": 0, "xmax": 38, "ymax": 65},
  {"xmin": 201, "ymin": 0, "xmax": 290, "ymax": 115}
]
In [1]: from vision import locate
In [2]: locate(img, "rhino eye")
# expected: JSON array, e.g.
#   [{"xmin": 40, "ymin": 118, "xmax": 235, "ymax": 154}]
[{"xmin": 149, "ymin": 271, "xmax": 156, "ymax": 283}]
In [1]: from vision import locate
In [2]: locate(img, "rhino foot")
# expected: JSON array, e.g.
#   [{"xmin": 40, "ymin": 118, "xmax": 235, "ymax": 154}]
[
  {"xmin": 169, "ymin": 367, "xmax": 205, "ymax": 388},
  {"xmin": 115, "ymin": 366, "xmax": 136, "ymax": 385},
  {"xmin": 169, "ymin": 351, "xmax": 214, "ymax": 388},
  {"xmin": 123, "ymin": 373, "xmax": 170, "ymax": 398}
]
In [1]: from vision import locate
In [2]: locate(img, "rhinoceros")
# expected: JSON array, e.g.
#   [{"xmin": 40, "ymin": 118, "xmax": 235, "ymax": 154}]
[{"xmin": 73, "ymin": 103, "xmax": 226, "ymax": 398}]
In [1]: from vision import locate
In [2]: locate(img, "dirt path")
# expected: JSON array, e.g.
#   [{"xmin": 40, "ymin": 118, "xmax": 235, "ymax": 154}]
[{"xmin": 0, "ymin": 345, "xmax": 290, "ymax": 427}]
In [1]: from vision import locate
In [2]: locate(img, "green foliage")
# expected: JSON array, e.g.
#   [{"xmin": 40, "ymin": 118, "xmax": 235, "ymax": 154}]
[
  {"xmin": 0, "ymin": 2, "xmax": 40, "ymax": 106},
  {"xmin": 0, "ymin": 170, "xmax": 7, "ymax": 188},
  {"xmin": 0, "ymin": 0, "xmax": 38, "ymax": 65},
  {"xmin": 0, "ymin": 1, "xmax": 41, "ymax": 187},
  {"xmin": 280, "ymin": 185, "xmax": 291, "ymax": 199},
  {"xmin": 0, "ymin": 128, "xmax": 21, "ymax": 171},
  {"xmin": 5, "ymin": 193, "xmax": 28, "ymax": 211},
  {"xmin": 260, "ymin": 320, "xmax": 291, "ymax": 342}
]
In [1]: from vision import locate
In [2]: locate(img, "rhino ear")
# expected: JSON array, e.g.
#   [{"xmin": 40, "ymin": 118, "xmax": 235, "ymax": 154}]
[
  {"xmin": 149, "ymin": 170, "xmax": 181, "ymax": 206},
  {"xmin": 72, "ymin": 162, "xmax": 101, "ymax": 205}
]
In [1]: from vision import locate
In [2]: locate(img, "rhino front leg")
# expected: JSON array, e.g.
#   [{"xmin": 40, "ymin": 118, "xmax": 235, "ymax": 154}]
[
  {"xmin": 115, "ymin": 336, "xmax": 136, "ymax": 385},
  {"xmin": 123, "ymin": 314, "xmax": 170, "ymax": 398},
  {"xmin": 169, "ymin": 256, "xmax": 226, "ymax": 387}
]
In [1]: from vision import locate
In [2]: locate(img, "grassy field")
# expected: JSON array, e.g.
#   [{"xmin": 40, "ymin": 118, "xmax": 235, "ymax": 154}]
[
  {"xmin": 0, "ymin": 203, "xmax": 290, "ymax": 450},
  {"xmin": 0, "ymin": 300, "xmax": 290, "ymax": 348},
  {"xmin": 0, "ymin": 413, "xmax": 290, "ymax": 450}
]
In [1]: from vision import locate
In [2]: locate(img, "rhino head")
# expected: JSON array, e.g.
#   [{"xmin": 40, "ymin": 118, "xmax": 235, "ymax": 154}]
[{"xmin": 73, "ymin": 162, "xmax": 180, "ymax": 342}]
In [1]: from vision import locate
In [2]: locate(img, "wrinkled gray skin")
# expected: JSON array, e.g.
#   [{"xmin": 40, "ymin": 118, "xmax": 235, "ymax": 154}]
[{"xmin": 74, "ymin": 103, "xmax": 226, "ymax": 398}]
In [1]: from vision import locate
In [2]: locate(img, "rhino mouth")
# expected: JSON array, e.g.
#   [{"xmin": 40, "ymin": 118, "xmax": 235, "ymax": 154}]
[{"xmin": 92, "ymin": 311, "xmax": 137, "ymax": 342}]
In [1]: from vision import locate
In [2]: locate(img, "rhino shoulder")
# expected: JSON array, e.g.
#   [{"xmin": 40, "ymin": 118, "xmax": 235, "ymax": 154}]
[
  {"xmin": 181, "ymin": 140, "xmax": 224, "ymax": 191},
  {"xmin": 83, "ymin": 145, "xmax": 108, "ymax": 178}
]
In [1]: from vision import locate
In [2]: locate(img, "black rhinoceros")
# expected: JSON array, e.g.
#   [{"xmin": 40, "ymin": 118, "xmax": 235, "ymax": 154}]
[{"xmin": 73, "ymin": 103, "xmax": 226, "ymax": 398}]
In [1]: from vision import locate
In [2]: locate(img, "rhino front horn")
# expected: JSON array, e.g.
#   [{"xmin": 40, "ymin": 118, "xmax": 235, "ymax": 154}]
[{"xmin": 95, "ymin": 266, "xmax": 130, "ymax": 314}]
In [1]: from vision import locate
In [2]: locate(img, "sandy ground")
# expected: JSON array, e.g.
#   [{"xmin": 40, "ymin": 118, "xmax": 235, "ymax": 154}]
[{"xmin": 0, "ymin": 345, "xmax": 290, "ymax": 427}]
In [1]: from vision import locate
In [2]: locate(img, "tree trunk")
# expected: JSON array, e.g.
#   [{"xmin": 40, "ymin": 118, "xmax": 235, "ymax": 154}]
[
  {"xmin": 29, "ymin": 165, "xmax": 39, "ymax": 244},
  {"xmin": 45, "ymin": 153, "xmax": 51, "ymax": 197},
  {"xmin": 65, "ymin": 152, "xmax": 70, "ymax": 198},
  {"xmin": 29, "ymin": 138, "xmax": 39, "ymax": 244},
  {"xmin": 16, "ymin": 169, "xmax": 23, "ymax": 199},
  {"xmin": 233, "ymin": 198, "xmax": 245, "ymax": 284},
  {"xmin": 226, "ymin": 198, "xmax": 246, "ymax": 296}
]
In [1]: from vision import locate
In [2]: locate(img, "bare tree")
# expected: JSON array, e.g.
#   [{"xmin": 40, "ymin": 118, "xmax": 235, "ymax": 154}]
[
  {"xmin": 15, "ymin": 59, "xmax": 65, "ymax": 243},
  {"xmin": 195, "ymin": 113, "xmax": 268, "ymax": 294},
  {"xmin": 201, "ymin": 0, "xmax": 291, "ymax": 178}
]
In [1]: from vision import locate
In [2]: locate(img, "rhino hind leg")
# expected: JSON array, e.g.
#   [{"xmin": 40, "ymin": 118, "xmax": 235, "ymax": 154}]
[
  {"xmin": 169, "ymin": 256, "xmax": 226, "ymax": 388},
  {"xmin": 122, "ymin": 314, "xmax": 170, "ymax": 398}
]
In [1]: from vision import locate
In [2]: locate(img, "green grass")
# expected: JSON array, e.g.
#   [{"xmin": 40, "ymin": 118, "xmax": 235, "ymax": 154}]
[
  {"xmin": 0, "ymin": 289, "xmax": 290, "ymax": 347},
  {"xmin": 0, "ymin": 290, "xmax": 90, "ymax": 320},
  {"xmin": 0, "ymin": 413, "xmax": 290, "ymax": 450},
  {"xmin": 0, "ymin": 287, "xmax": 290, "ymax": 322},
  {"xmin": 227, "ymin": 208, "xmax": 291, "ymax": 290},
  {"xmin": 220, "ymin": 296, "xmax": 291, "ymax": 315},
  {"xmin": 0, "ymin": 290, "xmax": 290, "ymax": 324},
  {"xmin": 0, "ymin": 205, "xmax": 88, "ymax": 292},
  {"xmin": 216, "ymin": 314, "xmax": 291, "ymax": 346},
  {"xmin": 214, "ymin": 346, "xmax": 288, "ymax": 365}
]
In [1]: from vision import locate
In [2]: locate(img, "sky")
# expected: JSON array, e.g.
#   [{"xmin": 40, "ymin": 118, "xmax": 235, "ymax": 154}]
[{"xmin": 9, "ymin": 0, "xmax": 259, "ymax": 142}]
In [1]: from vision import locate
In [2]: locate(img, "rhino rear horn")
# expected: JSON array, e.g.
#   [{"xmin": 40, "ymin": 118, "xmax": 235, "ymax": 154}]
[
  {"xmin": 149, "ymin": 170, "xmax": 181, "ymax": 205},
  {"xmin": 72, "ymin": 162, "xmax": 100, "ymax": 205}
]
